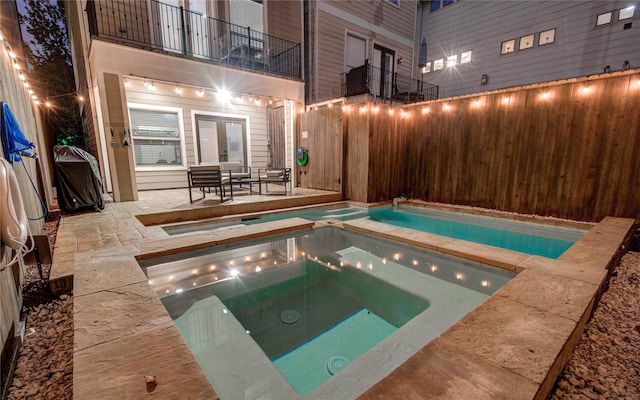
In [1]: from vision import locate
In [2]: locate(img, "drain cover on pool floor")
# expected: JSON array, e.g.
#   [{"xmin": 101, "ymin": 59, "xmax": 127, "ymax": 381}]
[
  {"xmin": 327, "ymin": 355, "xmax": 350, "ymax": 375},
  {"xmin": 280, "ymin": 309, "xmax": 301, "ymax": 324}
]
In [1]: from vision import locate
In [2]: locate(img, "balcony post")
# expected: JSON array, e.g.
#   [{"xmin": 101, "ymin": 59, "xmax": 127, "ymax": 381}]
[
  {"xmin": 179, "ymin": 6, "xmax": 187, "ymax": 55},
  {"xmin": 247, "ymin": 26, "xmax": 252, "ymax": 64}
]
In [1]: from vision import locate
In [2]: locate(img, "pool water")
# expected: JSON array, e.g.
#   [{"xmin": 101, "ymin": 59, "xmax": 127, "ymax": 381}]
[
  {"xmin": 163, "ymin": 205, "xmax": 368, "ymax": 235},
  {"xmin": 219, "ymin": 258, "xmax": 428, "ymax": 393},
  {"xmin": 163, "ymin": 204, "xmax": 587, "ymax": 259},
  {"xmin": 369, "ymin": 206, "xmax": 586, "ymax": 259},
  {"xmin": 144, "ymin": 227, "xmax": 514, "ymax": 399}
]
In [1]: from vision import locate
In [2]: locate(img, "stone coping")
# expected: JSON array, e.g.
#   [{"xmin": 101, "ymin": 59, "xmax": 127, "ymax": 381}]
[
  {"xmin": 73, "ymin": 213, "xmax": 636, "ymax": 400},
  {"xmin": 135, "ymin": 193, "xmax": 343, "ymax": 226}
]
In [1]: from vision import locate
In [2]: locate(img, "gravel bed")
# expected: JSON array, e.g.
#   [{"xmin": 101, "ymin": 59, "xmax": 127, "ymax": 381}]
[
  {"xmin": 550, "ymin": 249, "xmax": 640, "ymax": 400},
  {"xmin": 4, "ymin": 217, "xmax": 639, "ymax": 399}
]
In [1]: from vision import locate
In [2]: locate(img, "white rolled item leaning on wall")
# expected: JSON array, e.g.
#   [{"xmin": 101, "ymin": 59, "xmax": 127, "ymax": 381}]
[{"xmin": 0, "ymin": 158, "xmax": 28, "ymax": 250}]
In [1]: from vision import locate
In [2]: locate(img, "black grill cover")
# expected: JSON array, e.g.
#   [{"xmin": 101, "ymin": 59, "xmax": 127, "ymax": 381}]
[{"xmin": 54, "ymin": 146, "xmax": 104, "ymax": 212}]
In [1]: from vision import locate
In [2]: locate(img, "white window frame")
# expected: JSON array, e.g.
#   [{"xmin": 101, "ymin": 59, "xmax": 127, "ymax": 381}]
[
  {"xmin": 344, "ymin": 30, "xmax": 369, "ymax": 71},
  {"xmin": 618, "ymin": 5, "xmax": 635, "ymax": 20},
  {"xmin": 421, "ymin": 62, "xmax": 432, "ymax": 73},
  {"xmin": 501, "ymin": 39, "xmax": 515, "ymax": 54},
  {"xmin": 460, "ymin": 51, "xmax": 472, "ymax": 64},
  {"xmin": 596, "ymin": 11, "xmax": 613, "ymax": 26},
  {"xmin": 128, "ymin": 103, "xmax": 187, "ymax": 172},
  {"xmin": 433, "ymin": 58, "xmax": 444, "ymax": 71},
  {"xmin": 446, "ymin": 55, "xmax": 457, "ymax": 67},
  {"xmin": 519, "ymin": 34, "xmax": 535, "ymax": 50},
  {"xmin": 538, "ymin": 29, "xmax": 555, "ymax": 46}
]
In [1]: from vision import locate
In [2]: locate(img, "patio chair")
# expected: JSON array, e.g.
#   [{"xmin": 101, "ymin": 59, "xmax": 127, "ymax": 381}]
[
  {"xmin": 187, "ymin": 164, "xmax": 233, "ymax": 203},
  {"xmin": 258, "ymin": 167, "xmax": 292, "ymax": 195}
]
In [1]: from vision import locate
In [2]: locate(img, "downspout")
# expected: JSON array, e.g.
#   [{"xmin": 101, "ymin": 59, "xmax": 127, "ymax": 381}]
[{"xmin": 412, "ymin": 0, "xmax": 423, "ymax": 81}]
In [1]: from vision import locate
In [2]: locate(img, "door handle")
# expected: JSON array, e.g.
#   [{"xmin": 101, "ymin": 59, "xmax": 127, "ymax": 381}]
[{"xmin": 335, "ymin": 178, "xmax": 341, "ymax": 184}]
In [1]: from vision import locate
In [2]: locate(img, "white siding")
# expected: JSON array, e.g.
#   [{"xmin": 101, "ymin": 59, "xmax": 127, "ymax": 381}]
[
  {"xmin": 126, "ymin": 82, "xmax": 269, "ymax": 191},
  {"xmin": 420, "ymin": 1, "xmax": 640, "ymax": 98}
]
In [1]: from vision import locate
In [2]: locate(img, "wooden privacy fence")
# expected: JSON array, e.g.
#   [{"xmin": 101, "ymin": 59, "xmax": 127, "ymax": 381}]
[{"xmin": 337, "ymin": 70, "xmax": 640, "ymax": 222}]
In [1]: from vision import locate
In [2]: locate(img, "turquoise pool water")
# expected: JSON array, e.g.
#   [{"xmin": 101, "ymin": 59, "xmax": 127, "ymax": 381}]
[
  {"xmin": 164, "ymin": 204, "xmax": 587, "ymax": 259},
  {"xmin": 369, "ymin": 206, "xmax": 586, "ymax": 258},
  {"xmin": 144, "ymin": 227, "xmax": 513, "ymax": 399}
]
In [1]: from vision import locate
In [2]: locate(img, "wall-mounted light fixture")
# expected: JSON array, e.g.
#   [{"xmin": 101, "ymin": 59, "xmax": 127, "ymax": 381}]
[
  {"xmin": 623, "ymin": 60, "xmax": 631, "ymax": 70},
  {"xmin": 481, "ymin": 74, "xmax": 489, "ymax": 85},
  {"xmin": 604, "ymin": 65, "xmax": 612, "ymax": 73},
  {"xmin": 397, "ymin": 57, "xmax": 403, "ymax": 65}
]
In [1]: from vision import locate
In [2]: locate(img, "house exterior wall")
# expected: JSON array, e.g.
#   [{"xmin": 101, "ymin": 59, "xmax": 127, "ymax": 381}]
[
  {"xmin": 420, "ymin": 0, "xmax": 640, "ymax": 98},
  {"xmin": 265, "ymin": 0, "xmax": 303, "ymax": 45},
  {"xmin": 124, "ymin": 79, "xmax": 270, "ymax": 190},
  {"xmin": 87, "ymin": 41, "xmax": 302, "ymax": 192},
  {"xmin": 65, "ymin": 0, "xmax": 305, "ymax": 194},
  {"xmin": 309, "ymin": 0, "xmax": 418, "ymax": 103},
  {"xmin": 0, "ymin": 0, "xmax": 50, "ymax": 381}
]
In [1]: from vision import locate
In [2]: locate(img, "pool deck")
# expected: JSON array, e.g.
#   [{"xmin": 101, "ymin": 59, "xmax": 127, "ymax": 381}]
[{"xmin": 58, "ymin": 190, "xmax": 637, "ymax": 399}]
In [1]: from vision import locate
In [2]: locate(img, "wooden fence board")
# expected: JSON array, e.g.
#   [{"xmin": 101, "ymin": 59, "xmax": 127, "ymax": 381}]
[{"xmin": 302, "ymin": 72, "xmax": 640, "ymax": 221}]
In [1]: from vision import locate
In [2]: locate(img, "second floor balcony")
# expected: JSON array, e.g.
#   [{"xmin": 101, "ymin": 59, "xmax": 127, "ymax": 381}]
[
  {"xmin": 86, "ymin": 0, "xmax": 301, "ymax": 80},
  {"xmin": 342, "ymin": 61, "xmax": 439, "ymax": 104}
]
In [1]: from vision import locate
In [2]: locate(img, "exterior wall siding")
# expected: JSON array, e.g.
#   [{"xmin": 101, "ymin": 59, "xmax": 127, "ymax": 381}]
[
  {"xmin": 87, "ymin": 39, "xmax": 302, "ymax": 193},
  {"xmin": 420, "ymin": 1, "xmax": 640, "ymax": 98},
  {"xmin": 311, "ymin": 0, "xmax": 417, "ymax": 103},
  {"xmin": 1, "ymin": 0, "xmax": 49, "ymax": 379},
  {"xmin": 266, "ymin": 0, "xmax": 303, "ymax": 45},
  {"xmin": 125, "ymin": 82, "xmax": 269, "ymax": 191}
]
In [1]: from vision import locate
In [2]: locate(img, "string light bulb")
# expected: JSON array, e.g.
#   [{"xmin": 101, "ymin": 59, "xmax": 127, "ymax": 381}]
[
  {"xmin": 197, "ymin": 88, "xmax": 204, "ymax": 97},
  {"xmin": 175, "ymin": 85, "xmax": 182, "ymax": 94},
  {"xmin": 124, "ymin": 78, "xmax": 130, "ymax": 87},
  {"xmin": 8, "ymin": 50, "xmax": 16, "ymax": 59}
]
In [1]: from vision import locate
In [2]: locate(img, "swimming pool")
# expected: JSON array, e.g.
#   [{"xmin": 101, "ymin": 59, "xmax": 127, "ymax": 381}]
[
  {"xmin": 368, "ymin": 206, "xmax": 587, "ymax": 258},
  {"xmin": 142, "ymin": 226, "xmax": 513, "ymax": 399},
  {"xmin": 163, "ymin": 203, "xmax": 587, "ymax": 259}
]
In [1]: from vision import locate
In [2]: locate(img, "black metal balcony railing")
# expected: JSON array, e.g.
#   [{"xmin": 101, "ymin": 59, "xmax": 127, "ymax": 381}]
[
  {"xmin": 86, "ymin": 0, "xmax": 301, "ymax": 80},
  {"xmin": 342, "ymin": 61, "xmax": 439, "ymax": 104}
]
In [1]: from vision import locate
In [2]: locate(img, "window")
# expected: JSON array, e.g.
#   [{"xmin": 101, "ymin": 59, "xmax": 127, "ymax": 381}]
[
  {"xmin": 447, "ymin": 55, "xmax": 457, "ymax": 67},
  {"xmin": 430, "ymin": 0, "xmax": 454, "ymax": 11},
  {"xmin": 460, "ymin": 51, "xmax": 472, "ymax": 64},
  {"xmin": 346, "ymin": 33, "xmax": 366, "ymax": 69},
  {"xmin": 597, "ymin": 11, "xmax": 613, "ymax": 25},
  {"xmin": 519, "ymin": 34, "xmax": 534, "ymax": 50},
  {"xmin": 386, "ymin": 0, "xmax": 398, "ymax": 5},
  {"xmin": 619, "ymin": 5, "xmax": 635, "ymax": 20},
  {"xmin": 129, "ymin": 107, "xmax": 184, "ymax": 167},
  {"xmin": 501, "ymin": 39, "xmax": 515, "ymax": 54},
  {"xmin": 538, "ymin": 29, "xmax": 555, "ymax": 45},
  {"xmin": 433, "ymin": 58, "xmax": 444, "ymax": 70},
  {"xmin": 421, "ymin": 62, "xmax": 432, "ymax": 73}
]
